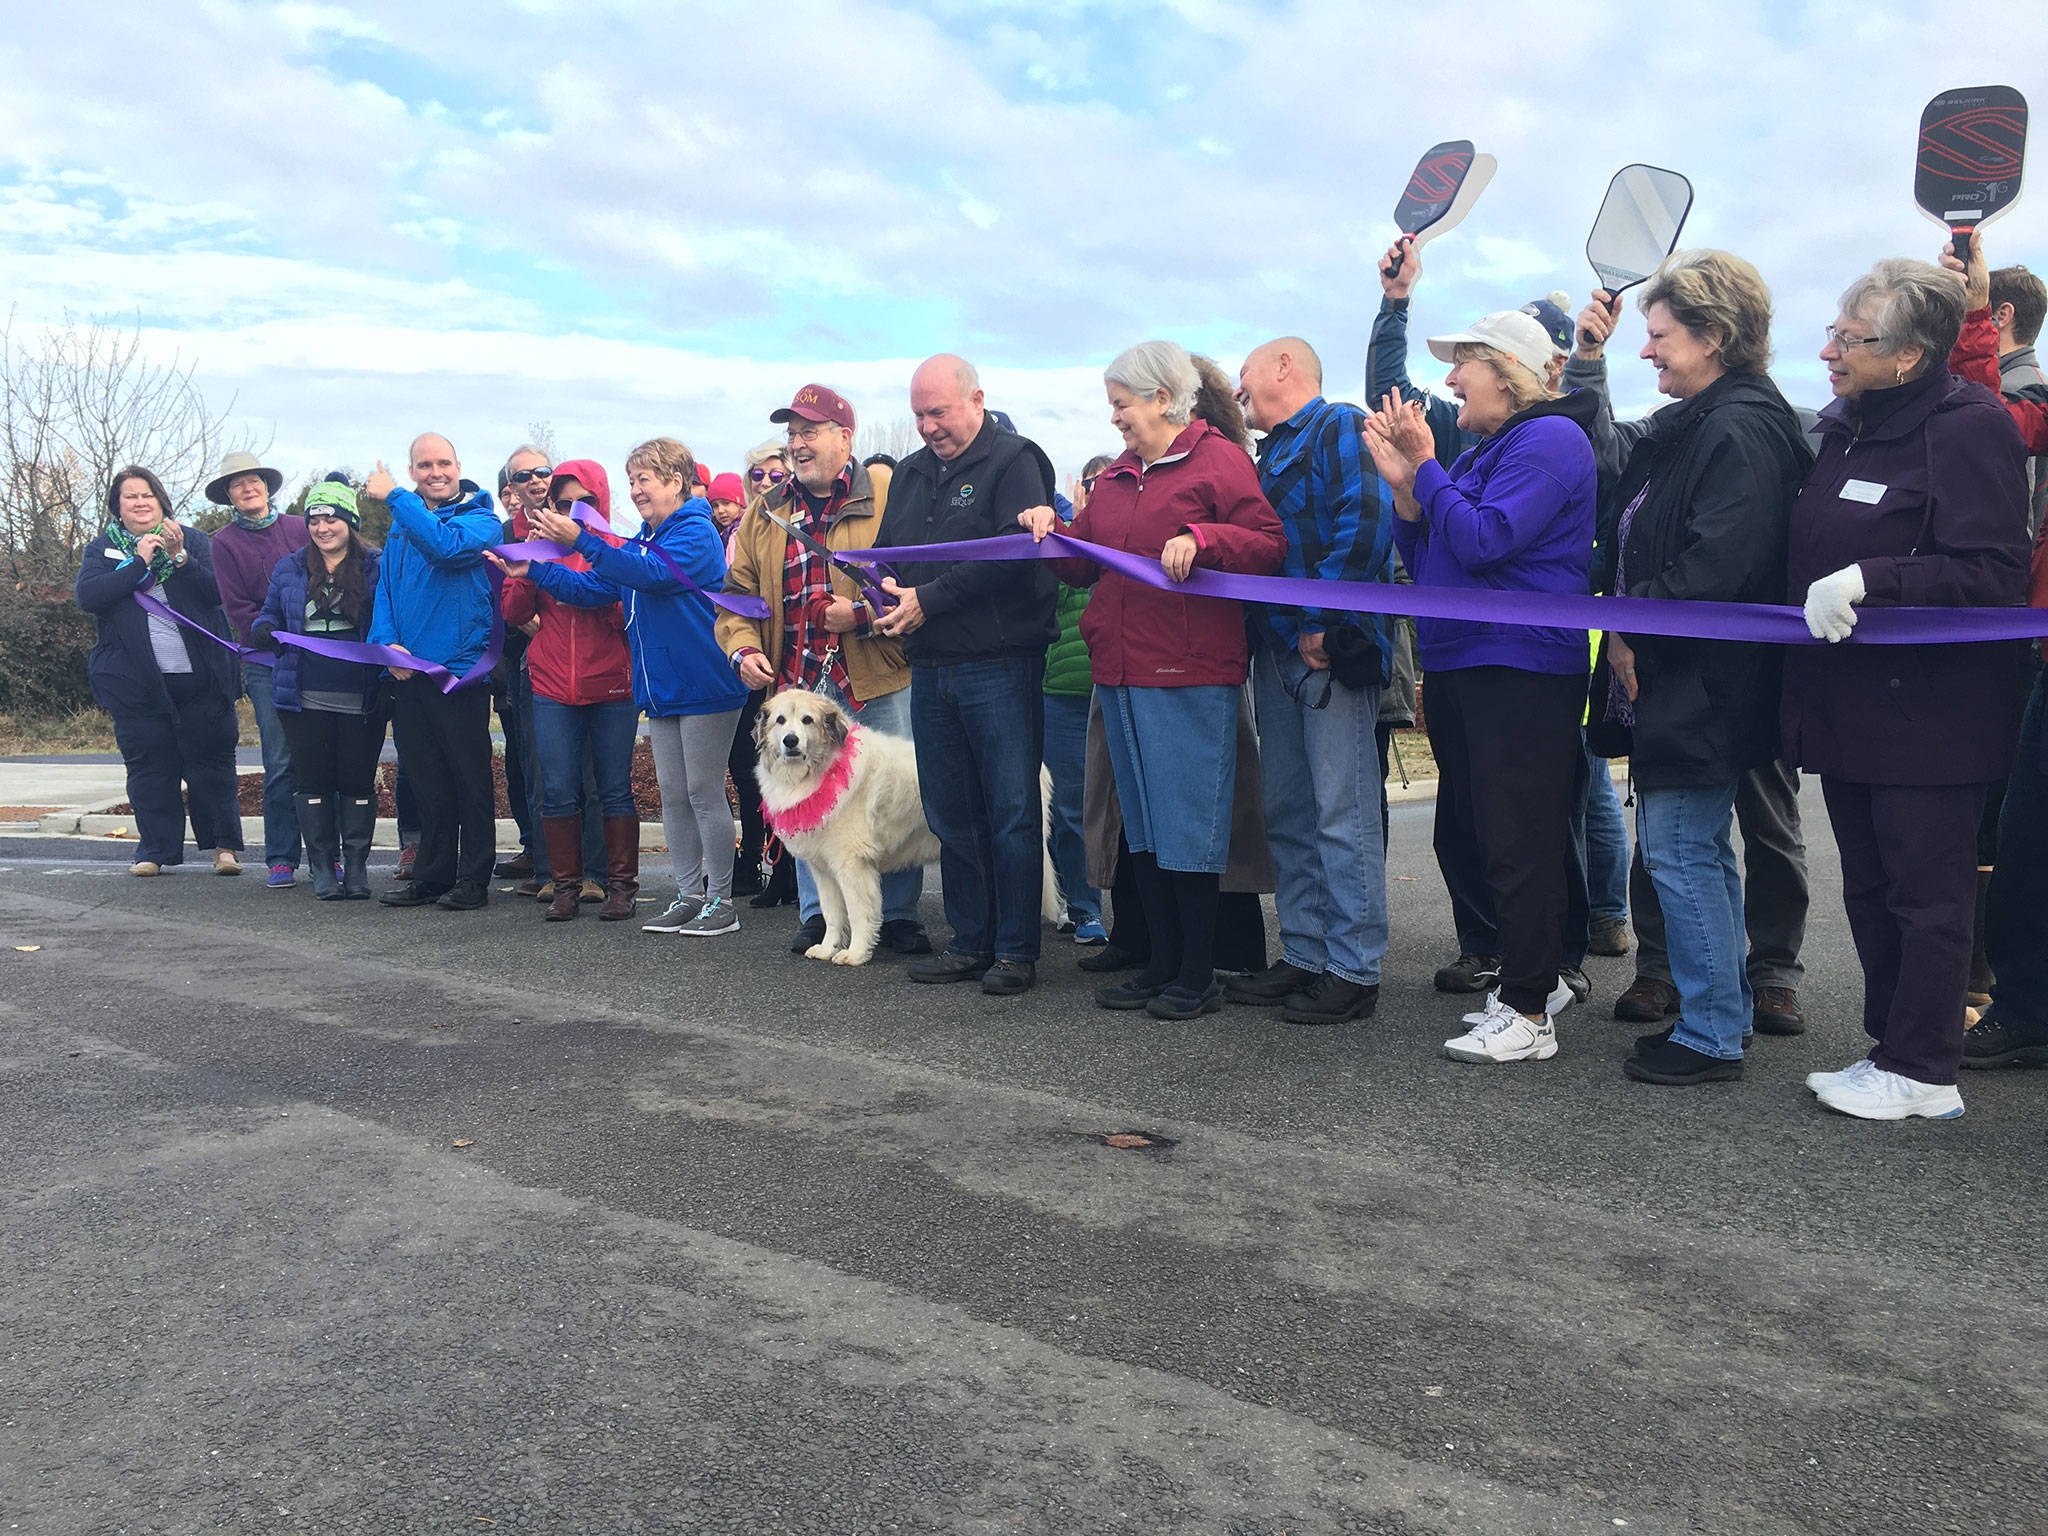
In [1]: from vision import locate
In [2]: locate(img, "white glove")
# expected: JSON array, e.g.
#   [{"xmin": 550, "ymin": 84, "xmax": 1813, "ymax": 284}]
[{"xmin": 1803, "ymin": 563, "xmax": 1866, "ymax": 643}]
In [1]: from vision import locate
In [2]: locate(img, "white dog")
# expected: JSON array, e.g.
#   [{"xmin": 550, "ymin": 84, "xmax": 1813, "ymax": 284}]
[{"xmin": 756, "ymin": 688, "xmax": 1061, "ymax": 966}]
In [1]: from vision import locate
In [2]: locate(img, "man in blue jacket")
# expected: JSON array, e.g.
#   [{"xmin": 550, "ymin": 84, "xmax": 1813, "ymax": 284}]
[{"xmin": 367, "ymin": 434, "xmax": 503, "ymax": 910}]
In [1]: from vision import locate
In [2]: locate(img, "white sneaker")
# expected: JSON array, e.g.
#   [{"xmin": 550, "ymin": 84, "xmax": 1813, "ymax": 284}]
[
  {"xmin": 1461, "ymin": 979, "xmax": 1574, "ymax": 1026},
  {"xmin": 1815, "ymin": 1064, "xmax": 1965, "ymax": 1121},
  {"xmin": 1445, "ymin": 992, "xmax": 1558, "ymax": 1063},
  {"xmin": 642, "ymin": 893, "xmax": 706, "ymax": 933},
  {"xmin": 1804, "ymin": 1057, "xmax": 1879, "ymax": 1095}
]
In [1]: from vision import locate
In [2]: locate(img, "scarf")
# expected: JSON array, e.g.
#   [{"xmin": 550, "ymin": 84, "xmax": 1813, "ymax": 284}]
[
  {"xmin": 761, "ymin": 729, "xmax": 861, "ymax": 836},
  {"xmin": 233, "ymin": 508, "xmax": 280, "ymax": 531},
  {"xmin": 107, "ymin": 520, "xmax": 179, "ymax": 587}
]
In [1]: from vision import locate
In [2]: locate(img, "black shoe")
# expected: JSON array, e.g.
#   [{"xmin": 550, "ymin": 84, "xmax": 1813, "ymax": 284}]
[
  {"xmin": 1961, "ymin": 1008, "xmax": 2048, "ymax": 1069},
  {"xmin": 1613, "ymin": 975, "xmax": 1681, "ymax": 1023},
  {"xmin": 1433, "ymin": 953, "xmax": 1503, "ymax": 994},
  {"xmin": 494, "ymin": 850, "xmax": 532, "ymax": 878},
  {"xmin": 1558, "ymin": 965, "xmax": 1592, "ymax": 1006},
  {"xmin": 1634, "ymin": 1024, "xmax": 1675, "ymax": 1052},
  {"xmin": 981, "ymin": 959, "xmax": 1036, "ymax": 996},
  {"xmin": 1078, "ymin": 942, "xmax": 1145, "ymax": 975},
  {"xmin": 878, "ymin": 919, "xmax": 933, "ymax": 956},
  {"xmin": 730, "ymin": 849, "xmax": 764, "ymax": 896},
  {"xmin": 1281, "ymin": 973, "xmax": 1380, "ymax": 1026},
  {"xmin": 789, "ymin": 915, "xmax": 827, "ymax": 954},
  {"xmin": 1624, "ymin": 1035, "xmax": 1744, "ymax": 1085},
  {"xmin": 1095, "ymin": 976, "xmax": 1170, "ymax": 1010},
  {"xmin": 1588, "ymin": 918, "xmax": 1631, "ymax": 957},
  {"xmin": 908, "ymin": 950, "xmax": 996, "ymax": 984},
  {"xmin": 1752, "ymin": 986, "xmax": 1807, "ymax": 1036},
  {"xmin": 379, "ymin": 881, "xmax": 448, "ymax": 908},
  {"xmin": 751, "ymin": 860, "xmax": 798, "ymax": 908},
  {"xmin": 436, "ymin": 881, "xmax": 488, "ymax": 910},
  {"xmin": 1147, "ymin": 981, "xmax": 1224, "ymax": 1020},
  {"xmin": 1223, "ymin": 958, "xmax": 1321, "ymax": 1007}
]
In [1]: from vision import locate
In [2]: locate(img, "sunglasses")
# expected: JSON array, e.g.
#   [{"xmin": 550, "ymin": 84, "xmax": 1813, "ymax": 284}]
[
  {"xmin": 552, "ymin": 495, "xmax": 596, "ymax": 514},
  {"xmin": 1081, "ymin": 475, "xmax": 1100, "ymax": 492},
  {"xmin": 509, "ymin": 466, "xmax": 554, "ymax": 484},
  {"xmin": 749, "ymin": 467, "xmax": 788, "ymax": 484}
]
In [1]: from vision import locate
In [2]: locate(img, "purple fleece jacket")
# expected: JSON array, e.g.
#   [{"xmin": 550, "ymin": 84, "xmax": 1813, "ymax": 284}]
[
  {"xmin": 210, "ymin": 514, "xmax": 309, "ymax": 642},
  {"xmin": 1390, "ymin": 394, "xmax": 1598, "ymax": 676}
]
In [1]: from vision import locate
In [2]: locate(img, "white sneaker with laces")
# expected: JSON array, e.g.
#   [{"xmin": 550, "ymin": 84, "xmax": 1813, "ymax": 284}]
[
  {"xmin": 1815, "ymin": 1064, "xmax": 1964, "ymax": 1120},
  {"xmin": 1461, "ymin": 979, "xmax": 1574, "ymax": 1026},
  {"xmin": 1444, "ymin": 992, "xmax": 1558, "ymax": 1063},
  {"xmin": 1804, "ymin": 1056, "xmax": 1879, "ymax": 1095}
]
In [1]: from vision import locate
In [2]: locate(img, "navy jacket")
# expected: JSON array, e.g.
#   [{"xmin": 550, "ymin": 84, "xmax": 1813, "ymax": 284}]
[
  {"xmin": 74, "ymin": 526, "xmax": 240, "ymax": 717},
  {"xmin": 251, "ymin": 545, "xmax": 384, "ymax": 712},
  {"xmin": 1781, "ymin": 367, "xmax": 2031, "ymax": 785}
]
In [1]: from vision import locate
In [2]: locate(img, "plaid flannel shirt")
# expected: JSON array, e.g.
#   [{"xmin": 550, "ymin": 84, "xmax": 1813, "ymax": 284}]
[{"xmin": 776, "ymin": 466, "xmax": 875, "ymax": 701}]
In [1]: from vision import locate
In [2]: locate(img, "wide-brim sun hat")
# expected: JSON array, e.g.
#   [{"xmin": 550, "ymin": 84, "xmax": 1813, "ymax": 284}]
[
  {"xmin": 205, "ymin": 450, "xmax": 285, "ymax": 506},
  {"xmin": 1426, "ymin": 311, "xmax": 1559, "ymax": 379}
]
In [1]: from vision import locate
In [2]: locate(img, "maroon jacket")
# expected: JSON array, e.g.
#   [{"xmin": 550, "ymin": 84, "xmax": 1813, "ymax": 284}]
[
  {"xmin": 500, "ymin": 458, "xmax": 632, "ymax": 707},
  {"xmin": 1780, "ymin": 365, "xmax": 2031, "ymax": 785},
  {"xmin": 1054, "ymin": 421, "xmax": 1285, "ymax": 687},
  {"xmin": 211, "ymin": 514, "xmax": 309, "ymax": 642}
]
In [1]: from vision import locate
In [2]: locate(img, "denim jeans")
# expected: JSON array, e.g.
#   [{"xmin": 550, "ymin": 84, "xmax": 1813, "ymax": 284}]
[
  {"xmin": 1041, "ymin": 692, "xmax": 1101, "ymax": 925},
  {"xmin": 795, "ymin": 679, "xmax": 924, "ymax": 926},
  {"xmin": 1251, "ymin": 647, "xmax": 1387, "ymax": 986},
  {"xmin": 1584, "ymin": 749, "xmax": 1630, "ymax": 924},
  {"xmin": 1636, "ymin": 782, "xmax": 1750, "ymax": 1060},
  {"xmin": 243, "ymin": 659, "xmax": 301, "ymax": 869},
  {"xmin": 911, "ymin": 655, "xmax": 1047, "ymax": 962},
  {"xmin": 1988, "ymin": 668, "xmax": 2048, "ymax": 1033},
  {"xmin": 495, "ymin": 662, "xmax": 533, "ymax": 855},
  {"xmin": 532, "ymin": 696, "xmax": 637, "ymax": 812},
  {"xmin": 525, "ymin": 679, "xmax": 609, "ymax": 881}
]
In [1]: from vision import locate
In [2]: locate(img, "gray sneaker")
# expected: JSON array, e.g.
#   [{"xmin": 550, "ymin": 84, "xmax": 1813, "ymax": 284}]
[
  {"xmin": 642, "ymin": 893, "xmax": 706, "ymax": 933},
  {"xmin": 676, "ymin": 897, "xmax": 739, "ymax": 937}
]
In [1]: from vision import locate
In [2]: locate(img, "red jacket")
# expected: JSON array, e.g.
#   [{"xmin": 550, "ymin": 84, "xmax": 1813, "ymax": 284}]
[
  {"xmin": 1053, "ymin": 420, "xmax": 1286, "ymax": 686},
  {"xmin": 1949, "ymin": 309, "xmax": 2048, "ymax": 606},
  {"xmin": 501, "ymin": 458, "xmax": 633, "ymax": 706}
]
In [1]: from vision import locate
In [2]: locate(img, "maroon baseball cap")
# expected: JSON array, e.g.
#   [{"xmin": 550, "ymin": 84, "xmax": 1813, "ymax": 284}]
[{"xmin": 770, "ymin": 383, "xmax": 856, "ymax": 431}]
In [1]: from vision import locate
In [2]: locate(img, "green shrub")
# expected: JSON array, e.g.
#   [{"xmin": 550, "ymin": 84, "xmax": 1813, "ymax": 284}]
[{"xmin": 0, "ymin": 582, "xmax": 97, "ymax": 714}]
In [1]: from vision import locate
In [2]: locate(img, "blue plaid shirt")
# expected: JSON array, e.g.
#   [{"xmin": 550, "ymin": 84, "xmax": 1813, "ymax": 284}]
[{"xmin": 1252, "ymin": 395, "xmax": 1395, "ymax": 667}]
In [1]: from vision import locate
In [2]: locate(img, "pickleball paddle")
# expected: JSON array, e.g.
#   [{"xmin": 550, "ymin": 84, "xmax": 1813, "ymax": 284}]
[
  {"xmin": 1581, "ymin": 164, "xmax": 1693, "ymax": 348},
  {"xmin": 1916, "ymin": 85, "xmax": 2028, "ymax": 262},
  {"xmin": 1380, "ymin": 140, "xmax": 1496, "ymax": 278}
]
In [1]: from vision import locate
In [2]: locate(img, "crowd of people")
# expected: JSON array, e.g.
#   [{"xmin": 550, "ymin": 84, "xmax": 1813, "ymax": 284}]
[{"xmin": 72, "ymin": 234, "xmax": 2048, "ymax": 1122}]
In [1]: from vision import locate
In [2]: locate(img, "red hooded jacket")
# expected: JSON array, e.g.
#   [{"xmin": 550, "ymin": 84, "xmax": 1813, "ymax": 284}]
[
  {"xmin": 1050, "ymin": 420, "xmax": 1286, "ymax": 687},
  {"xmin": 501, "ymin": 458, "xmax": 633, "ymax": 706}
]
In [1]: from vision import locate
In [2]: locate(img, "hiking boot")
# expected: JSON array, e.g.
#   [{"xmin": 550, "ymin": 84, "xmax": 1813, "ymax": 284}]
[
  {"xmin": 1433, "ymin": 953, "xmax": 1502, "ymax": 994},
  {"xmin": 909, "ymin": 950, "xmax": 996, "ymax": 984},
  {"xmin": 1624, "ymin": 1035, "xmax": 1744, "ymax": 1085},
  {"xmin": 1961, "ymin": 1009, "xmax": 2048, "ymax": 1069},
  {"xmin": 1078, "ymin": 942, "xmax": 1145, "ymax": 974},
  {"xmin": 981, "ymin": 959, "xmax": 1036, "ymax": 996},
  {"xmin": 789, "ymin": 915, "xmax": 827, "ymax": 953},
  {"xmin": 1752, "ymin": 986, "xmax": 1807, "ymax": 1036},
  {"xmin": 1223, "ymin": 959, "xmax": 1321, "ymax": 1007},
  {"xmin": 1281, "ymin": 973, "xmax": 1380, "ymax": 1026},
  {"xmin": 436, "ymin": 881, "xmax": 489, "ymax": 911},
  {"xmin": 1444, "ymin": 993, "xmax": 1557, "ymax": 1064},
  {"xmin": 1613, "ymin": 975, "xmax": 1680, "ymax": 1023},
  {"xmin": 1588, "ymin": 917, "xmax": 1630, "ymax": 957}
]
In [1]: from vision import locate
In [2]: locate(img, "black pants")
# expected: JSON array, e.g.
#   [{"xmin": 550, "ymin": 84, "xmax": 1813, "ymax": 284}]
[
  {"xmin": 280, "ymin": 705, "xmax": 387, "ymax": 799},
  {"xmin": 1822, "ymin": 777, "xmax": 1987, "ymax": 1086},
  {"xmin": 1988, "ymin": 668, "xmax": 2048, "ymax": 1031},
  {"xmin": 110, "ymin": 672, "xmax": 243, "ymax": 866},
  {"xmin": 1427, "ymin": 666, "xmax": 1585, "ymax": 1014},
  {"xmin": 729, "ymin": 689, "xmax": 766, "ymax": 867},
  {"xmin": 390, "ymin": 676, "xmax": 494, "ymax": 891}
]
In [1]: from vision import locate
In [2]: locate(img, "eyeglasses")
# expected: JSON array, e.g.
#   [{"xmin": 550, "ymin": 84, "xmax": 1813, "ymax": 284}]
[
  {"xmin": 749, "ymin": 467, "xmax": 788, "ymax": 484},
  {"xmin": 508, "ymin": 465, "xmax": 553, "ymax": 484},
  {"xmin": 785, "ymin": 422, "xmax": 838, "ymax": 443},
  {"xmin": 1823, "ymin": 325, "xmax": 1887, "ymax": 351}
]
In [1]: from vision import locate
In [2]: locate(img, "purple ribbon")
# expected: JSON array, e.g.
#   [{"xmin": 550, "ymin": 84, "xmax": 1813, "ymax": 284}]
[
  {"xmin": 838, "ymin": 532, "xmax": 2048, "ymax": 646},
  {"xmin": 504, "ymin": 505, "xmax": 770, "ymax": 619}
]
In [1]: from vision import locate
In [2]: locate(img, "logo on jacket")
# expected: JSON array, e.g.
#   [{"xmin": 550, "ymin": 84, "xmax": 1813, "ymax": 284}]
[{"xmin": 955, "ymin": 483, "xmax": 975, "ymax": 501}]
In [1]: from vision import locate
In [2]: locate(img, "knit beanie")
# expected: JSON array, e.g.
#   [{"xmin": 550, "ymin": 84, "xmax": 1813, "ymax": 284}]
[{"xmin": 305, "ymin": 480, "xmax": 361, "ymax": 528}]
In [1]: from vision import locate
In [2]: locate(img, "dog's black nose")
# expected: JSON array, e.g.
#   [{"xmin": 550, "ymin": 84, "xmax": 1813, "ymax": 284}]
[{"xmin": 782, "ymin": 733, "xmax": 800, "ymax": 751}]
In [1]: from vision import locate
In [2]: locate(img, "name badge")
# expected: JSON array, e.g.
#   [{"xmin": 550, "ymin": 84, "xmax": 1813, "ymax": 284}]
[{"xmin": 1840, "ymin": 479, "xmax": 1887, "ymax": 505}]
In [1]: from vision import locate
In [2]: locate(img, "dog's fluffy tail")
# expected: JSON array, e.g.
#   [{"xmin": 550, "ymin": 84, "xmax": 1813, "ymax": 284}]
[{"xmin": 1039, "ymin": 764, "xmax": 1063, "ymax": 926}]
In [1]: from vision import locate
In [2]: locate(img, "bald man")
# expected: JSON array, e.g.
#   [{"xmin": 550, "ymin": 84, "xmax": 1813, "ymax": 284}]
[
  {"xmin": 1230, "ymin": 336, "xmax": 1395, "ymax": 1024},
  {"xmin": 366, "ymin": 434, "xmax": 504, "ymax": 910},
  {"xmin": 874, "ymin": 354, "xmax": 1059, "ymax": 995}
]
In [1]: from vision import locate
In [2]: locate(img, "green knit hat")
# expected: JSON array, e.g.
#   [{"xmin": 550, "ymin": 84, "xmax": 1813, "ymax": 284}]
[{"xmin": 304, "ymin": 480, "xmax": 361, "ymax": 527}]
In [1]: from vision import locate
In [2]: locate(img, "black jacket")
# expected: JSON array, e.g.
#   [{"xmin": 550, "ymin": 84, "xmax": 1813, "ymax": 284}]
[
  {"xmin": 1587, "ymin": 371, "xmax": 1814, "ymax": 786},
  {"xmin": 74, "ymin": 526, "xmax": 242, "ymax": 718},
  {"xmin": 875, "ymin": 417, "xmax": 1058, "ymax": 665}
]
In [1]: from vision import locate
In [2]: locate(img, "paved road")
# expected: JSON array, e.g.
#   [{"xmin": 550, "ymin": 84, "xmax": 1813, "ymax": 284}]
[{"xmin": 1, "ymin": 790, "xmax": 2043, "ymax": 1535}]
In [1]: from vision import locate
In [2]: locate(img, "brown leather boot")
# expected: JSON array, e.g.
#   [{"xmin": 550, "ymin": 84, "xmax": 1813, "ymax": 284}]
[
  {"xmin": 542, "ymin": 816, "xmax": 583, "ymax": 921},
  {"xmin": 598, "ymin": 815, "xmax": 640, "ymax": 921}
]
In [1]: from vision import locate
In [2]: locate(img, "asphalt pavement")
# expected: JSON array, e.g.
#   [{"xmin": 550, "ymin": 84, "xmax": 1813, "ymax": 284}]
[{"xmin": 1, "ymin": 784, "xmax": 2043, "ymax": 1535}]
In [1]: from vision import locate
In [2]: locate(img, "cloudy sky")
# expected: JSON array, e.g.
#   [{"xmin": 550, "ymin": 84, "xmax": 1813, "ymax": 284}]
[{"xmin": 4, "ymin": 0, "xmax": 2043, "ymax": 501}]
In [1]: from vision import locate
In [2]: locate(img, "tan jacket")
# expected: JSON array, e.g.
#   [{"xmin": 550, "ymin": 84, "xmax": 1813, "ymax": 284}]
[{"xmin": 715, "ymin": 460, "xmax": 909, "ymax": 703}]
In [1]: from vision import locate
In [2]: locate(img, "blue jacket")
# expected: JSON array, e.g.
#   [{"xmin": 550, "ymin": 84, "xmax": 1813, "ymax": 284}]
[
  {"xmin": 74, "ymin": 526, "xmax": 240, "ymax": 717},
  {"xmin": 1368, "ymin": 298, "xmax": 1478, "ymax": 467},
  {"xmin": 367, "ymin": 481, "xmax": 500, "ymax": 673},
  {"xmin": 1391, "ymin": 392, "xmax": 1600, "ymax": 676},
  {"xmin": 531, "ymin": 496, "xmax": 750, "ymax": 719},
  {"xmin": 252, "ymin": 545, "xmax": 383, "ymax": 711}
]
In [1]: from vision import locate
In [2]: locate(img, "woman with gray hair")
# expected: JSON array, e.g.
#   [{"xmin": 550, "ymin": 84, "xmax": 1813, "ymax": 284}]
[
  {"xmin": 1019, "ymin": 339, "xmax": 1286, "ymax": 1019},
  {"xmin": 1783, "ymin": 257, "xmax": 2030, "ymax": 1120},
  {"xmin": 1586, "ymin": 249, "xmax": 1815, "ymax": 1088}
]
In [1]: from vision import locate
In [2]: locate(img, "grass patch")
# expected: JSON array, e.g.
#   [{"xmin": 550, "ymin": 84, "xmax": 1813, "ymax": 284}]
[{"xmin": 0, "ymin": 701, "xmax": 262, "ymax": 757}]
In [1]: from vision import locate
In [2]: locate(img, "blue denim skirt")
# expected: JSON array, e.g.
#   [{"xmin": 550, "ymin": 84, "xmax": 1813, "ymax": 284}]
[{"xmin": 1098, "ymin": 682, "xmax": 1238, "ymax": 874}]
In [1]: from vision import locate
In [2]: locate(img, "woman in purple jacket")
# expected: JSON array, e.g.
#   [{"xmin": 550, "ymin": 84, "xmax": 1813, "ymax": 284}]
[
  {"xmin": 1365, "ymin": 309, "xmax": 1598, "ymax": 1064},
  {"xmin": 1786, "ymin": 258, "xmax": 2031, "ymax": 1121}
]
